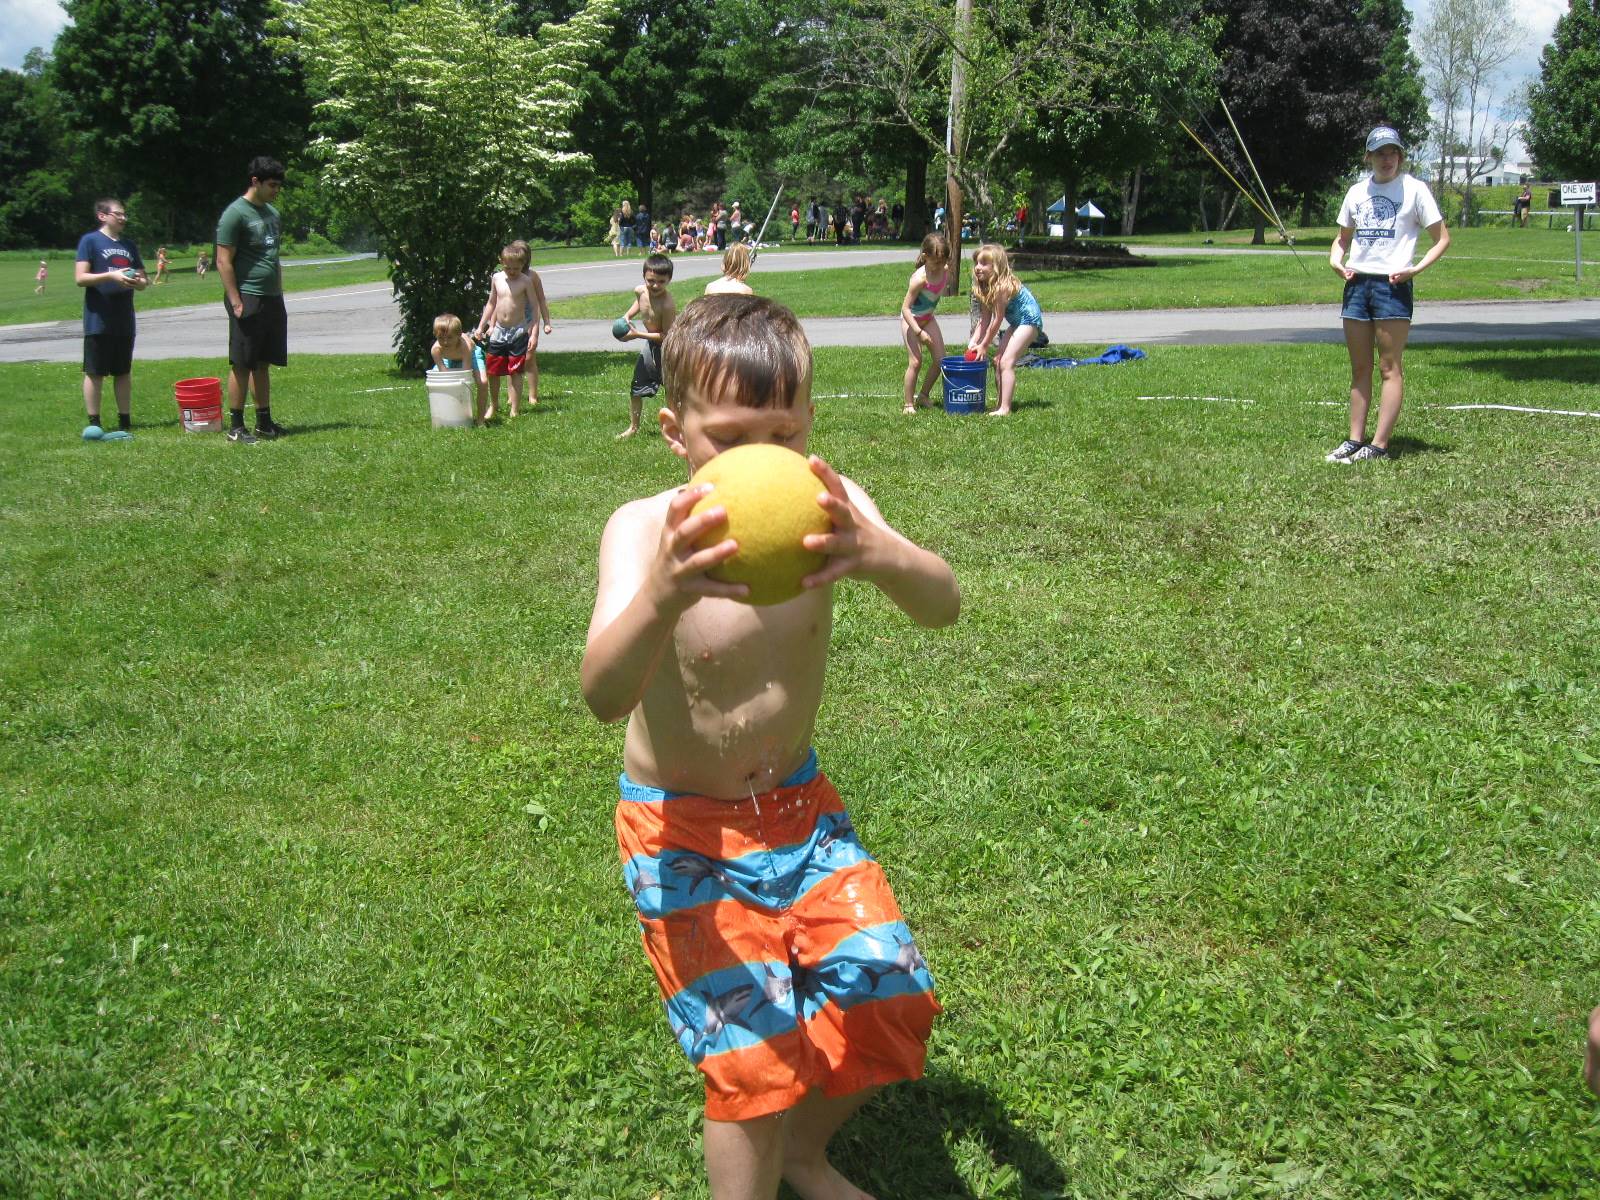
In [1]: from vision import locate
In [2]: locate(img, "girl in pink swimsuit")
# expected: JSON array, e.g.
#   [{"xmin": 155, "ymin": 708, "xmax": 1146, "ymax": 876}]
[{"xmin": 897, "ymin": 232, "xmax": 950, "ymax": 413}]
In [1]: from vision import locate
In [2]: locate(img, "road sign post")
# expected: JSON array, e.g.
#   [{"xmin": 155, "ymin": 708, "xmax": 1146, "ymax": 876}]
[{"xmin": 1560, "ymin": 182, "xmax": 1596, "ymax": 283}]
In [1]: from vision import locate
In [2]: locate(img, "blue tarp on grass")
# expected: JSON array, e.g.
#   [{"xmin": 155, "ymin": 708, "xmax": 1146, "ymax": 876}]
[{"xmin": 1019, "ymin": 344, "xmax": 1146, "ymax": 368}]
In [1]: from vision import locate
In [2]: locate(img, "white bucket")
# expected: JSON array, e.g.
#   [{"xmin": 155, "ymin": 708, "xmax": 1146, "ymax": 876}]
[{"xmin": 425, "ymin": 369, "xmax": 475, "ymax": 428}]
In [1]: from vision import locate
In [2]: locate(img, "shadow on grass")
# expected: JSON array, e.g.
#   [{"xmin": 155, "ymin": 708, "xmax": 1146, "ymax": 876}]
[
  {"xmin": 1388, "ymin": 434, "xmax": 1451, "ymax": 458},
  {"xmin": 1444, "ymin": 349, "xmax": 1600, "ymax": 385},
  {"xmin": 825, "ymin": 1071, "xmax": 1066, "ymax": 1200}
]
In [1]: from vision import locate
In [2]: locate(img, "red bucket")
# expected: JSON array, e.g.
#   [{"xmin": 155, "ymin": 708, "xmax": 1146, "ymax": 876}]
[{"xmin": 174, "ymin": 377, "xmax": 222, "ymax": 432}]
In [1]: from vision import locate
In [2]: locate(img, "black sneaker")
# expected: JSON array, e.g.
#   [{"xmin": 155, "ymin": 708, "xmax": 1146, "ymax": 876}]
[
  {"xmin": 227, "ymin": 425, "xmax": 258, "ymax": 445},
  {"xmin": 1324, "ymin": 438, "xmax": 1364, "ymax": 463},
  {"xmin": 255, "ymin": 422, "xmax": 285, "ymax": 440},
  {"xmin": 1347, "ymin": 443, "xmax": 1390, "ymax": 463}
]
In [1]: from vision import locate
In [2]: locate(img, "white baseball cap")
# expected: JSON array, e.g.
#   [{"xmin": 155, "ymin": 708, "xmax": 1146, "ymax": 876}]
[{"xmin": 1365, "ymin": 126, "xmax": 1404, "ymax": 153}]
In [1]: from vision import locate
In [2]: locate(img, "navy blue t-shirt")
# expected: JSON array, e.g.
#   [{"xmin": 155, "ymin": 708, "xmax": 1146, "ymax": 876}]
[{"xmin": 75, "ymin": 231, "xmax": 144, "ymax": 336}]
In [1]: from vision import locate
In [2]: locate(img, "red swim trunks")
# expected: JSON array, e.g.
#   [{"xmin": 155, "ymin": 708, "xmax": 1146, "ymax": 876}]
[
  {"xmin": 484, "ymin": 322, "xmax": 529, "ymax": 376},
  {"xmin": 615, "ymin": 750, "xmax": 940, "ymax": 1122}
]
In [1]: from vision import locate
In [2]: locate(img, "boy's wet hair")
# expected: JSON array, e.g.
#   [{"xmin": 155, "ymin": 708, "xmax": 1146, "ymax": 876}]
[
  {"xmin": 643, "ymin": 252, "xmax": 673, "ymax": 279},
  {"xmin": 501, "ymin": 241, "xmax": 529, "ymax": 270},
  {"xmin": 664, "ymin": 295, "xmax": 811, "ymax": 411},
  {"xmin": 720, "ymin": 243, "xmax": 753, "ymax": 281},
  {"xmin": 433, "ymin": 313, "xmax": 462, "ymax": 340}
]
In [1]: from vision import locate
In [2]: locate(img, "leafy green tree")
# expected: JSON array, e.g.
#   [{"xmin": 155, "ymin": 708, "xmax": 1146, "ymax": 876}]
[
  {"xmin": 0, "ymin": 49, "xmax": 99, "ymax": 249},
  {"xmin": 1203, "ymin": 0, "xmax": 1424, "ymax": 242},
  {"xmin": 815, "ymin": 0, "xmax": 1216, "ymax": 249},
  {"xmin": 511, "ymin": 0, "xmax": 748, "ymax": 213},
  {"xmin": 1363, "ymin": 0, "xmax": 1428, "ymax": 140},
  {"xmin": 1526, "ymin": 0, "xmax": 1600, "ymax": 180},
  {"xmin": 51, "ymin": 0, "xmax": 310, "ymax": 240},
  {"xmin": 1016, "ymin": 0, "xmax": 1218, "ymax": 242},
  {"xmin": 296, "ymin": 0, "xmax": 613, "ymax": 369}
]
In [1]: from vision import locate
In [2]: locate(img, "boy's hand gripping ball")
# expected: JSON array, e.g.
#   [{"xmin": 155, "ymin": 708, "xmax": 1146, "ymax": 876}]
[
  {"xmin": 612, "ymin": 317, "xmax": 634, "ymax": 340},
  {"xmin": 688, "ymin": 444, "xmax": 832, "ymax": 606}
]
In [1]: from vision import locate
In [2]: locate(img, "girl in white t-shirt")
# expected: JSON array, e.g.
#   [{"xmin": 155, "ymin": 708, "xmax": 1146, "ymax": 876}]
[{"xmin": 1325, "ymin": 125, "xmax": 1449, "ymax": 463}]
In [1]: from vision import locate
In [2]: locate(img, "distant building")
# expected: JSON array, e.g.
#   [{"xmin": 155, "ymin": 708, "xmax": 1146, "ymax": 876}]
[{"xmin": 1416, "ymin": 156, "xmax": 1537, "ymax": 186}]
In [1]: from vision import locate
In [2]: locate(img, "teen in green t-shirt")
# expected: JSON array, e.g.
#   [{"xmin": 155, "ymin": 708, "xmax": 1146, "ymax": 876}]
[{"xmin": 216, "ymin": 156, "xmax": 288, "ymax": 443}]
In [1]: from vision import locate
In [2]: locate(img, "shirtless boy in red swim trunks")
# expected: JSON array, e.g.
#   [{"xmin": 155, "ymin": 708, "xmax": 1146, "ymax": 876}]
[{"xmin": 582, "ymin": 294, "xmax": 960, "ymax": 1200}]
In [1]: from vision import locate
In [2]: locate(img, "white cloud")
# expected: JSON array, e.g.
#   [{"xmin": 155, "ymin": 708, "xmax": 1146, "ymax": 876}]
[
  {"xmin": 0, "ymin": 0, "xmax": 68, "ymax": 72},
  {"xmin": 1406, "ymin": 0, "xmax": 1564, "ymax": 85}
]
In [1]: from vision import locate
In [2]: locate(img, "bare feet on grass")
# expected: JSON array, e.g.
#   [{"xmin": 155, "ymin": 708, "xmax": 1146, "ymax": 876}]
[{"xmin": 616, "ymin": 425, "xmax": 638, "ymax": 440}]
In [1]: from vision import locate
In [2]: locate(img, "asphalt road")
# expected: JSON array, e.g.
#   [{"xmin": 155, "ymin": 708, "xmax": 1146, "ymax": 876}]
[{"xmin": 4, "ymin": 246, "xmax": 1597, "ymax": 362}]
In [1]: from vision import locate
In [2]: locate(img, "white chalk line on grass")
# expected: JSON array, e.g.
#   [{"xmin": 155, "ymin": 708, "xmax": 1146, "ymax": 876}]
[
  {"xmin": 1429, "ymin": 403, "xmax": 1600, "ymax": 419},
  {"xmin": 1138, "ymin": 395, "xmax": 1254, "ymax": 405},
  {"xmin": 1142, "ymin": 394, "xmax": 1600, "ymax": 419}
]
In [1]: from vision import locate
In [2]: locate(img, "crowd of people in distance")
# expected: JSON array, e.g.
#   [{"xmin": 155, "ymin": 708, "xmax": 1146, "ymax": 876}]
[{"xmin": 609, "ymin": 200, "xmax": 762, "ymax": 258}]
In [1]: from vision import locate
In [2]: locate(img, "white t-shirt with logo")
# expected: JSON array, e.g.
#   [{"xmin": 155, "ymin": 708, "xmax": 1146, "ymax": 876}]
[{"xmin": 1337, "ymin": 174, "xmax": 1443, "ymax": 277}]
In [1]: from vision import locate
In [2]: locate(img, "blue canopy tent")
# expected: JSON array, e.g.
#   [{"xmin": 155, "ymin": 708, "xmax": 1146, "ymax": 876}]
[{"xmin": 1046, "ymin": 197, "xmax": 1106, "ymax": 237}]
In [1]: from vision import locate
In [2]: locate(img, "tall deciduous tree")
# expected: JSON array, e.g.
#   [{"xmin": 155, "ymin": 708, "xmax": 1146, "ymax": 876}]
[
  {"xmin": 1526, "ymin": 0, "xmax": 1600, "ymax": 180},
  {"xmin": 51, "ymin": 0, "xmax": 309, "ymax": 239},
  {"xmin": 1205, "ymin": 0, "xmax": 1423, "ymax": 243},
  {"xmin": 296, "ymin": 0, "xmax": 612, "ymax": 369},
  {"xmin": 1416, "ymin": 0, "xmax": 1522, "ymax": 221},
  {"xmin": 512, "ymin": 0, "xmax": 749, "ymax": 214},
  {"xmin": 822, "ymin": 0, "xmax": 1211, "ymax": 240},
  {"xmin": 0, "ymin": 52, "xmax": 84, "ymax": 249}
]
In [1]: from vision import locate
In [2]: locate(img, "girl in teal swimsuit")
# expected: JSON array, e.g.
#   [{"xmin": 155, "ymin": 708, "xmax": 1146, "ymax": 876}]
[
  {"xmin": 898, "ymin": 232, "xmax": 951, "ymax": 413},
  {"xmin": 968, "ymin": 243, "xmax": 1041, "ymax": 417}
]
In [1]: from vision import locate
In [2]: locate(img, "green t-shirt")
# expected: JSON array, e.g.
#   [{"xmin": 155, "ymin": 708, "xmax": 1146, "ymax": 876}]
[{"xmin": 216, "ymin": 195, "xmax": 282, "ymax": 296}]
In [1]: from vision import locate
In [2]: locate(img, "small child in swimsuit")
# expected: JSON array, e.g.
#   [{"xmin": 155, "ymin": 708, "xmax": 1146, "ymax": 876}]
[
  {"xmin": 898, "ymin": 232, "xmax": 950, "ymax": 413},
  {"xmin": 581, "ymin": 293, "xmax": 960, "ymax": 1200},
  {"xmin": 474, "ymin": 240, "xmax": 552, "ymax": 419},
  {"xmin": 34, "ymin": 260, "xmax": 47, "ymax": 295},
  {"xmin": 702, "ymin": 244, "xmax": 753, "ymax": 296},
  {"xmin": 968, "ymin": 242, "xmax": 1043, "ymax": 417},
  {"xmin": 431, "ymin": 312, "xmax": 489, "ymax": 425},
  {"xmin": 615, "ymin": 253, "xmax": 676, "ymax": 440}
]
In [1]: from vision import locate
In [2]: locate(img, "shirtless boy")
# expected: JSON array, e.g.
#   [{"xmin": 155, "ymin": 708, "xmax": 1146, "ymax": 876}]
[
  {"xmin": 615, "ymin": 252, "xmax": 676, "ymax": 439},
  {"xmin": 474, "ymin": 240, "xmax": 552, "ymax": 419},
  {"xmin": 582, "ymin": 294, "xmax": 960, "ymax": 1200}
]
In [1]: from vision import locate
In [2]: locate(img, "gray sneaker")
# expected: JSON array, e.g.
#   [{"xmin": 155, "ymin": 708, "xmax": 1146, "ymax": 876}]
[
  {"xmin": 226, "ymin": 425, "xmax": 258, "ymax": 445},
  {"xmin": 1324, "ymin": 438, "xmax": 1364, "ymax": 463},
  {"xmin": 1347, "ymin": 443, "xmax": 1390, "ymax": 462}
]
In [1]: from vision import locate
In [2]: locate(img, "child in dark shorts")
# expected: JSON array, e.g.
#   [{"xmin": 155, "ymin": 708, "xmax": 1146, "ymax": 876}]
[{"xmin": 74, "ymin": 197, "xmax": 147, "ymax": 438}]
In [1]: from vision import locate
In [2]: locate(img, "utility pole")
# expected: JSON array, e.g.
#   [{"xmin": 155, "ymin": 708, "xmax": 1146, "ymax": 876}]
[{"xmin": 946, "ymin": 0, "xmax": 971, "ymax": 295}]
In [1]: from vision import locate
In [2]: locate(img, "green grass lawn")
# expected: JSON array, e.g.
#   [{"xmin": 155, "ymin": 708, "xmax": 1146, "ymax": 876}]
[
  {"xmin": 3, "ymin": 343, "xmax": 1599, "ymax": 1197},
  {"xmin": 553, "ymin": 227, "xmax": 1600, "ymax": 320}
]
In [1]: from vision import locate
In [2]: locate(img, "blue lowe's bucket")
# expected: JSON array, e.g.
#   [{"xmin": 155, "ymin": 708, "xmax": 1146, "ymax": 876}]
[{"xmin": 940, "ymin": 355, "xmax": 989, "ymax": 413}]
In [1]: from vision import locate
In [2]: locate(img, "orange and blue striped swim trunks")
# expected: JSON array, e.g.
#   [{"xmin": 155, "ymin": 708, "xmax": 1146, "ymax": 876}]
[{"xmin": 616, "ymin": 749, "xmax": 940, "ymax": 1122}]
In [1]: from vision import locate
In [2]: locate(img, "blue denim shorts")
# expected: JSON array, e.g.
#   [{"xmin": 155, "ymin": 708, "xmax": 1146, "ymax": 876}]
[{"xmin": 1341, "ymin": 274, "xmax": 1414, "ymax": 322}]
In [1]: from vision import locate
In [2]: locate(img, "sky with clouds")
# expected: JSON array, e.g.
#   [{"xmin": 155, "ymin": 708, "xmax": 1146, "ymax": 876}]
[{"xmin": 0, "ymin": 0, "xmax": 1575, "ymax": 146}]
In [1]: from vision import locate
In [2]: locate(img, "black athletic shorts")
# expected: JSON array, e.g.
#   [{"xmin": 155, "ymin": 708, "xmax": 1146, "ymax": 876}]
[
  {"xmin": 226, "ymin": 293, "xmax": 288, "ymax": 368},
  {"xmin": 83, "ymin": 333, "xmax": 134, "ymax": 378}
]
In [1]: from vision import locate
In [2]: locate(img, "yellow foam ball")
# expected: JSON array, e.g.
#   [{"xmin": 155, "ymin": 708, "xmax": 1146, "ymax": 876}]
[{"xmin": 689, "ymin": 444, "xmax": 831, "ymax": 606}]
